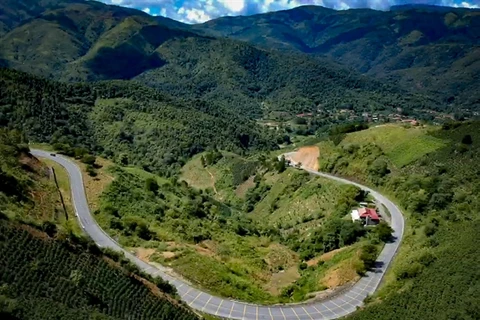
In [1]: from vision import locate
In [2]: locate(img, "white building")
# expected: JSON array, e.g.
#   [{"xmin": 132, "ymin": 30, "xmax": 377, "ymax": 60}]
[{"xmin": 351, "ymin": 209, "xmax": 360, "ymax": 221}]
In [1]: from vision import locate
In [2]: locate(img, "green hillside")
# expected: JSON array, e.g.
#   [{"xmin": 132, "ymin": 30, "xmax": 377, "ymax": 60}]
[
  {"xmin": 0, "ymin": 1, "xmax": 434, "ymax": 119},
  {"xmin": 0, "ymin": 68, "xmax": 276, "ymax": 175},
  {"xmin": 311, "ymin": 122, "xmax": 480, "ymax": 319},
  {"xmin": 194, "ymin": 5, "xmax": 480, "ymax": 112},
  {"xmin": 0, "ymin": 129, "xmax": 199, "ymax": 320},
  {"xmin": 91, "ymin": 152, "xmax": 391, "ymax": 304}
]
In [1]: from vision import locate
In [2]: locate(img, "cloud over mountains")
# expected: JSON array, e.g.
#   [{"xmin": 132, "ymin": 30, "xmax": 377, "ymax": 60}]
[{"xmin": 100, "ymin": 0, "xmax": 480, "ymax": 23}]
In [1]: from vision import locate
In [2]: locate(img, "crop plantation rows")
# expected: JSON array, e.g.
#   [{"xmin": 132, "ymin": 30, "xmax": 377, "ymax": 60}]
[{"xmin": 0, "ymin": 220, "xmax": 198, "ymax": 320}]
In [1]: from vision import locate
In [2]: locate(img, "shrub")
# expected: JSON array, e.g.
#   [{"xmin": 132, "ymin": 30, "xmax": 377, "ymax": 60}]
[
  {"xmin": 397, "ymin": 262, "xmax": 423, "ymax": 280},
  {"xmin": 86, "ymin": 164, "xmax": 97, "ymax": 177},
  {"xmin": 424, "ymin": 223, "xmax": 437, "ymax": 237},
  {"xmin": 145, "ymin": 178, "xmax": 159, "ymax": 194},
  {"xmin": 299, "ymin": 262, "xmax": 308, "ymax": 271},
  {"xmin": 42, "ymin": 221, "xmax": 58, "ymax": 237},
  {"xmin": 81, "ymin": 154, "xmax": 96, "ymax": 165},
  {"xmin": 461, "ymin": 134, "xmax": 473, "ymax": 145}
]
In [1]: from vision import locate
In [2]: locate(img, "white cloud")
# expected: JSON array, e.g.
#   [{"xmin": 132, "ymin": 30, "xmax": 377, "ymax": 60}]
[
  {"xmin": 458, "ymin": 1, "xmax": 479, "ymax": 8},
  {"xmin": 99, "ymin": 1, "xmax": 480, "ymax": 24},
  {"xmin": 219, "ymin": 0, "xmax": 246, "ymax": 12},
  {"xmin": 182, "ymin": 8, "xmax": 212, "ymax": 23}
]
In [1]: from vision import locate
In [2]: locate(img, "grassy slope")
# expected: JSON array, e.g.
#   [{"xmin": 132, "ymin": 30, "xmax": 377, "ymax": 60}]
[{"xmin": 341, "ymin": 125, "xmax": 447, "ymax": 167}]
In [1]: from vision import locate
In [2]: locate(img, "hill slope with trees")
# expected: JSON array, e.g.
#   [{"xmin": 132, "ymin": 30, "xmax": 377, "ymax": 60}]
[
  {"xmin": 0, "ymin": 129, "xmax": 199, "ymax": 320},
  {"xmin": 0, "ymin": 68, "xmax": 276, "ymax": 175},
  {"xmin": 0, "ymin": 0, "xmax": 435, "ymax": 118},
  {"xmin": 194, "ymin": 5, "xmax": 480, "ymax": 112}
]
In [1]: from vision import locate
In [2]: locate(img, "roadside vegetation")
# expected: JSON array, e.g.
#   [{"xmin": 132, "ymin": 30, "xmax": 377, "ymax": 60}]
[
  {"xmin": 309, "ymin": 122, "xmax": 480, "ymax": 319},
  {"xmin": 0, "ymin": 129, "xmax": 199, "ymax": 320},
  {"xmin": 94, "ymin": 150, "xmax": 392, "ymax": 304}
]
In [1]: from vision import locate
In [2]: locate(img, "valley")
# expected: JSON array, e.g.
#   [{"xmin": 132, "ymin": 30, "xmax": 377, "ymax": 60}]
[
  {"xmin": 31, "ymin": 145, "xmax": 403, "ymax": 319},
  {"xmin": 36, "ymin": 146, "xmax": 389, "ymax": 305},
  {"xmin": 1, "ymin": 1, "xmax": 479, "ymax": 319}
]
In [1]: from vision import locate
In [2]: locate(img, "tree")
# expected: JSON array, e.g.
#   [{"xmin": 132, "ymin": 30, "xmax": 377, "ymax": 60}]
[
  {"xmin": 374, "ymin": 222, "xmax": 393, "ymax": 242},
  {"xmin": 276, "ymin": 155, "xmax": 287, "ymax": 173},
  {"xmin": 145, "ymin": 178, "xmax": 159, "ymax": 194},
  {"xmin": 461, "ymin": 134, "xmax": 473, "ymax": 145},
  {"xmin": 369, "ymin": 158, "xmax": 390, "ymax": 179},
  {"xmin": 360, "ymin": 244, "xmax": 378, "ymax": 270}
]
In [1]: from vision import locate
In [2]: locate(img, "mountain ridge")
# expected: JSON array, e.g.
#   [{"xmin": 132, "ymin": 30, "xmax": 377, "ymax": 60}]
[
  {"xmin": 0, "ymin": 0, "xmax": 428, "ymax": 120},
  {"xmin": 191, "ymin": 4, "xmax": 480, "ymax": 111}
]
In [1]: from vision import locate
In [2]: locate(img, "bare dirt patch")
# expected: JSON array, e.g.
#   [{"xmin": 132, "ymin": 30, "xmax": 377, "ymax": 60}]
[
  {"xmin": 287, "ymin": 146, "xmax": 320, "ymax": 171},
  {"xmin": 77, "ymin": 157, "xmax": 114, "ymax": 211},
  {"xmin": 134, "ymin": 248, "xmax": 156, "ymax": 262},
  {"xmin": 321, "ymin": 259, "xmax": 360, "ymax": 289},
  {"xmin": 265, "ymin": 266, "xmax": 300, "ymax": 295},
  {"xmin": 195, "ymin": 240, "xmax": 216, "ymax": 257},
  {"xmin": 306, "ymin": 247, "xmax": 347, "ymax": 267},
  {"xmin": 162, "ymin": 251, "xmax": 176, "ymax": 259},
  {"xmin": 134, "ymin": 247, "xmax": 177, "ymax": 261},
  {"xmin": 235, "ymin": 175, "xmax": 255, "ymax": 198}
]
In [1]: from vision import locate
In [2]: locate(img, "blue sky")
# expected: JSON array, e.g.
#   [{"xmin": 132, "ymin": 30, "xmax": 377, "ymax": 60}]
[{"xmin": 100, "ymin": 0, "xmax": 480, "ymax": 23}]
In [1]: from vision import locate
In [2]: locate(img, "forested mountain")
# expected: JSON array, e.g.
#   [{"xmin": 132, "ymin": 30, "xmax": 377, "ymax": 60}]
[
  {"xmin": 0, "ymin": 0, "xmax": 435, "ymax": 118},
  {"xmin": 194, "ymin": 5, "xmax": 480, "ymax": 111},
  {"xmin": 0, "ymin": 68, "xmax": 276, "ymax": 175},
  {"xmin": 0, "ymin": 129, "xmax": 199, "ymax": 320}
]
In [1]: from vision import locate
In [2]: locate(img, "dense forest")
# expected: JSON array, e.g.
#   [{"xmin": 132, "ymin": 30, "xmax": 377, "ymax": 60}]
[
  {"xmin": 0, "ymin": 68, "xmax": 276, "ymax": 175},
  {"xmin": 0, "ymin": 129, "xmax": 198, "ymax": 320}
]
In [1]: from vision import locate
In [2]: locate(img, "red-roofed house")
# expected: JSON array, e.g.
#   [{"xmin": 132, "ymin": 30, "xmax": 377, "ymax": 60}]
[{"xmin": 351, "ymin": 208, "xmax": 380, "ymax": 225}]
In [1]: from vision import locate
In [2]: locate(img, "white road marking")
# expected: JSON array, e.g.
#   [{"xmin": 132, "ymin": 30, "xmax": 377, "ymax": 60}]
[
  {"xmin": 188, "ymin": 292, "xmax": 203, "ymax": 306},
  {"xmin": 291, "ymin": 308, "xmax": 301, "ymax": 320},
  {"xmin": 229, "ymin": 302, "xmax": 235, "ymax": 318},
  {"xmin": 302, "ymin": 307, "xmax": 314, "ymax": 320},
  {"xmin": 312, "ymin": 305, "xmax": 326, "ymax": 319},
  {"xmin": 215, "ymin": 300, "xmax": 224, "ymax": 316},
  {"xmin": 201, "ymin": 296, "xmax": 213, "ymax": 312}
]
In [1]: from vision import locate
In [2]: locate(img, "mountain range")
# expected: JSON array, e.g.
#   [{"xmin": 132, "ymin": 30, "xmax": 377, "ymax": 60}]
[
  {"xmin": 193, "ymin": 5, "xmax": 480, "ymax": 110},
  {"xmin": 0, "ymin": 0, "xmax": 478, "ymax": 113}
]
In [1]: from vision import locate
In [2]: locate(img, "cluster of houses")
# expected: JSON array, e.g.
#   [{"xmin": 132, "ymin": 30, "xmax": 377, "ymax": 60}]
[{"xmin": 294, "ymin": 109, "xmax": 422, "ymax": 125}]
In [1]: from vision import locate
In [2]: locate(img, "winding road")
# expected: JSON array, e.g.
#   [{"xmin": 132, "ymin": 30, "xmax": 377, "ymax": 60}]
[{"xmin": 32, "ymin": 149, "xmax": 404, "ymax": 320}]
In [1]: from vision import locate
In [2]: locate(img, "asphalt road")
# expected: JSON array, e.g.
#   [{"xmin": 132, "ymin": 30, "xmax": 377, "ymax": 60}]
[{"xmin": 32, "ymin": 149, "xmax": 405, "ymax": 320}]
